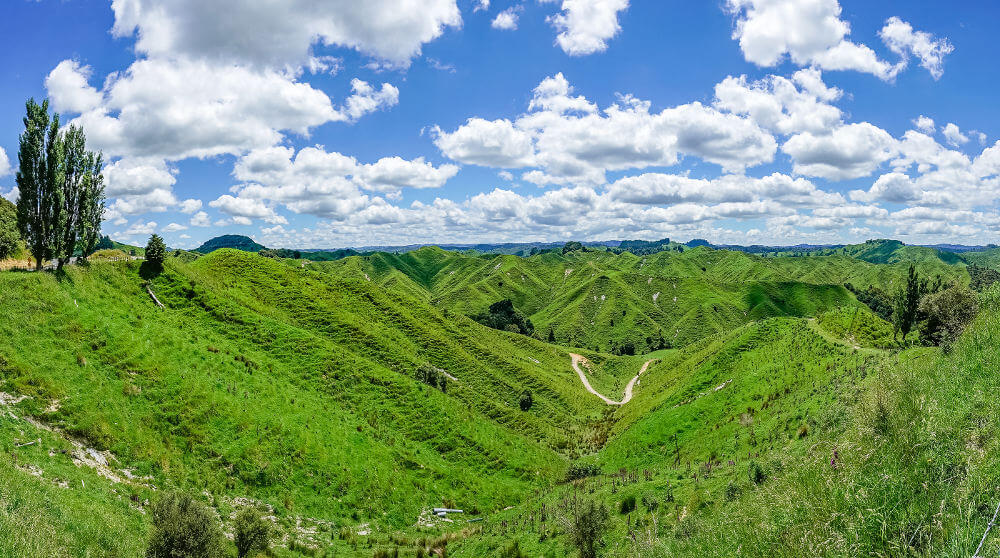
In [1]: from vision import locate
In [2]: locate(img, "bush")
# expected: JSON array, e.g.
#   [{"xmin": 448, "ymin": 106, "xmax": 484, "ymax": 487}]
[
  {"xmin": 0, "ymin": 197, "xmax": 21, "ymax": 260},
  {"xmin": 619, "ymin": 495, "xmax": 636, "ymax": 515},
  {"xmin": 566, "ymin": 463, "xmax": 601, "ymax": 481},
  {"xmin": 748, "ymin": 461, "xmax": 766, "ymax": 485},
  {"xmin": 519, "ymin": 391, "xmax": 533, "ymax": 411},
  {"xmin": 641, "ymin": 492, "xmax": 659, "ymax": 512},
  {"xmin": 146, "ymin": 492, "xmax": 225, "ymax": 558},
  {"xmin": 499, "ymin": 539, "xmax": 526, "ymax": 558},
  {"xmin": 234, "ymin": 507, "xmax": 271, "ymax": 558},
  {"xmin": 919, "ymin": 286, "xmax": 979, "ymax": 348},
  {"xmin": 724, "ymin": 481, "xmax": 742, "ymax": 502},
  {"xmin": 563, "ymin": 499, "xmax": 609, "ymax": 558}
]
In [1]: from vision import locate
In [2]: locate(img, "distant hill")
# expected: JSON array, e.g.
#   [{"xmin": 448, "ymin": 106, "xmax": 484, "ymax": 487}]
[{"xmin": 195, "ymin": 234, "xmax": 266, "ymax": 254}]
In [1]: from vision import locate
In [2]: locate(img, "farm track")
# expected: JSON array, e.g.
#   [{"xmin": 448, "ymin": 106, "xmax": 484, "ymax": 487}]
[{"xmin": 569, "ymin": 353, "xmax": 655, "ymax": 405}]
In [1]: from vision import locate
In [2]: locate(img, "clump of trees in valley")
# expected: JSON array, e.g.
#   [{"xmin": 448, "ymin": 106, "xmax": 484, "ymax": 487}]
[
  {"xmin": 472, "ymin": 299, "xmax": 535, "ymax": 336},
  {"xmin": 15, "ymin": 98, "xmax": 105, "ymax": 270}
]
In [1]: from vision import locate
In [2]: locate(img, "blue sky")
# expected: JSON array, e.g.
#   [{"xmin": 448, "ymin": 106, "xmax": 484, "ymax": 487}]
[{"xmin": 1, "ymin": 0, "xmax": 998, "ymax": 249}]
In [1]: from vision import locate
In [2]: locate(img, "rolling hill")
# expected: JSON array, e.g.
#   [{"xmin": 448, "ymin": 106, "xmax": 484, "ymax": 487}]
[{"xmin": 0, "ymin": 244, "xmax": 997, "ymax": 557}]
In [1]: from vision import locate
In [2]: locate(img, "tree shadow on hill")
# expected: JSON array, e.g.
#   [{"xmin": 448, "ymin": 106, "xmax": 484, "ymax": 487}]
[{"xmin": 139, "ymin": 261, "xmax": 163, "ymax": 280}]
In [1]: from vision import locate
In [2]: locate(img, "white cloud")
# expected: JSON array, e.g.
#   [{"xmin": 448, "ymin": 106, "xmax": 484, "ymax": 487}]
[
  {"xmin": 942, "ymin": 123, "xmax": 969, "ymax": 147},
  {"xmin": 433, "ymin": 118, "xmax": 536, "ymax": 167},
  {"xmin": 726, "ymin": 0, "xmax": 950, "ymax": 80},
  {"xmin": 190, "ymin": 211, "xmax": 211, "ymax": 227},
  {"xmin": 110, "ymin": 0, "xmax": 462, "ymax": 69},
  {"xmin": 474, "ymin": 0, "xmax": 490, "ymax": 12},
  {"xmin": 209, "ymin": 195, "xmax": 287, "ymax": 224},
  {"xmin": 45, "ymin": 60, "xmax": 103, "ymax": 114},
  {"xmin": 879, "ymin": 16, "xmax": 954, "ymax": 80},
  {"xmin": 492, "ymin": 8, "xmax": 520, "ymax": 31},
  {"xmin": 547, "ymin": 0, "xmax": 629, "ymax": 56},
  {"xmin": 104, "ymin": 158, "xmax": 176, "ymax": 196},
  {"xmin": 850, "ymin": 172, "xmax": 920, "ymax": 204},
  {"xmin": 125, "ymin": 221, "xmax": 158, "ymax": 236},
  {"xmin": 163, "ymin": 222, "xmax": 188, "ymax": 233},
  {"xmin": 435, "ymin": 73, "xmax": 776, "ymax": 183},
  {"xmin": 0, "ymin": 147, "xmax": 10, "ymax": 177},
  {"xmin": 61, "ymin": 58, "xmax": 339, "ymax": 161},
  {"xmin": 357, "ymin": 157, "xmax": 459, "ymax": 192},
  {"xmin": 227, "ymin": 146, "xmax": 459, "ymax": 220},
  {"xmin": 782, "ymin": 122, "xmax": 898, "ymax": 180},
  {"xmin": 179, "ymin": 199, "xmax": 203, "ymax": 214},
  {"xmin": 339, "ymin": 79, "xmax": 400, "ymax": 122},
  {"xmin": 913, "ymin": 115, "xmax": 935, "ymax": 134},
  {"xmin": 1, "ymin": 188, "xmax": 17, "ymax": 203},
  {"xmin": 713, "ymin": 69, "xmax": 842, "ymax": 135}
]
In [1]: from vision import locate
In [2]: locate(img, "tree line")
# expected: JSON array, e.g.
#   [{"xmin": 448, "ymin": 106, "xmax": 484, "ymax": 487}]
[{"xmin": 15, "ymin": 98, "xmax": 105, "ymax": 270}]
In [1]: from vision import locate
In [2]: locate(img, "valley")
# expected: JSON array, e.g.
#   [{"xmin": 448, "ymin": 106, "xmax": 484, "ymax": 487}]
[{"xmin": 1, "ymin": 239, "xmax": 997, "ymax": 557}]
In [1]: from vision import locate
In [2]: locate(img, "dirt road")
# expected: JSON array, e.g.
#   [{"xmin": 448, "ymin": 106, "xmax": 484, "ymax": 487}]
[{"xmin": 569, "ymin": 354, "xmax": 655, "ymax": 405}]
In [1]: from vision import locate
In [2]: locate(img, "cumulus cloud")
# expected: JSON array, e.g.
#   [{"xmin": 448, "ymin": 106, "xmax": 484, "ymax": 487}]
[
  {"xmin": 435, "ymin": 73, "xmax": 776, "ymax": 184},
  {"xmin": 726, "ymin": 0, "xmax": 951, "ymax": 80},
  {"xmin": 190, "ymin": 211, "xmax": 211, "ymax": 227},
  {"xmin": 209, "ymin": 195, "xmax": 287, "ymax": 225},
  {"xmin": 879, "ymin": 16, "xmax": 954, "ymax": 80},
  {"xmin": 713, "ymin": 69, "xmax": 843, "ymax": 135},
  {"xmin": 179, "ymin": 199, "xmax": 203, "ymax": 214},
  {"xmin": 546, "ymin": 0, "xmax": 629, "ymax": 56},
  {"xmin": 225, "ymin": 146, "xmax": 459, "ymax": 221},
  {"xmin": 913, "ymin": 115, "xmax": 935, "ymax": 134},
  {"xmin": 0, "ymin": 147, "xmax": 10, "ymax": 177},
  {"xmin": 110, "ymin": 0, "xmax": 462, "ymax": 69},
  {"xmin": 492, "ymin": 8, "xmax": 520, "ymax": 31},
  {"xmin": 45, "ymin": 60, "xmax": 104, "ymax": 114},
  {"xmin": 942, "ymin": 123, "xmax": 969, "ymax": 147},
  {"xmin": 340, "ymin": 79, "xmax": 400, "ymax": 122},
  {"xmin": 782, "ymin": 122, "xmax": 898, "ymax": 180},
  {"xmin": 163, "ymin": 222, "xmax": 188, "ymax": 233}
]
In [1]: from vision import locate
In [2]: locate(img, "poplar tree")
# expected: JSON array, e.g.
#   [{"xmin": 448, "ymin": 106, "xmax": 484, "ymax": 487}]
[
  {"xmin": 15, "ymin": 99, "xmax": 105, "ymax": 270},
  {"xmin": 15, "ymin": 99, "xmax": 55, "ymax": 270}
]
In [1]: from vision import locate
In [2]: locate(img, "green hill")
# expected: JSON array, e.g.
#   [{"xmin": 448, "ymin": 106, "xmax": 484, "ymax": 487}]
[
  {"xmin": 195, "ymin": 234, "xmax": 267, "ymax": 254},
  {"xmin": 1, "ymin": 245, "xmax": 997, "ymax": 557}
]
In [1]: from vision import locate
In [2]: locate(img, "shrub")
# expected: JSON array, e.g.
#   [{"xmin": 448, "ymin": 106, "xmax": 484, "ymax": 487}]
[
  {"xmin": 566, "ymin": 463, "xmax": 601, "ymax": 481},
  {"xmin": 619, "ymin": 495, "xmax": 636, "ymax": 515},
  {"xmin": 562, "ymin": 499, "xmax": 609, "ymax": 558},
  {"xmin": 234, "ymin": 507, "xmax": 271, "ymax": 558},
  {"xmin": 641, "ymin": 492, "xmax": 659, "ymax": 512},
  {"xmin": 0, "ymin": 197, "xmax": 21, "ymax": 261},
  {"xmin": 519, "ymin": 391, "xmax": 533, "ymax": 411},
  {"xmin": 499, "ymin": 539, "xmax": 526, "ymax": 558},
  {"xmin": 471, "ymin": 300, "xmax": 534, "ymax": 336},
  {"xmin": 748, "ymin": 461, "xmax": 766, "ymax": 485},
  {"xmin": 919, "ymin": 286, "xmax": 979, "ymax": 348},
  {"xmin": 146, "ymin": 492, "xmax": 225, "ymax": 558},
  {"xmin": 724, "ymin": 481, "xmax": 742, "ymax": 502}
]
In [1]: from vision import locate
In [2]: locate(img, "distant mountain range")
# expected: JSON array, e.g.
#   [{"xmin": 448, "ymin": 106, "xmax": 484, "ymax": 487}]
[{"xmin": 192, "ymin": 234, "xmax": 998, "ymax": 261}]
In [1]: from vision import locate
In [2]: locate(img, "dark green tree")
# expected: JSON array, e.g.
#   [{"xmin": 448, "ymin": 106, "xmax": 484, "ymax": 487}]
[
  {"xmin": 562, "ymin": 241, "xmax": 585, "ymax": 254},
  {"xmin": 15, "ymin": 99, "xmax": 104, "ymax": 270},
  {"xmin": 56, "ymin": 125, "xmax": 104, "ymax": 267},
  {"xmin": 892, "ymin": 265, "xmax": 922, "ymax": 343},
  {"xmin": 0, "ymin": 198, "xmax": 21, "ymax": 260},
  {"xmin": 15, "ymin": 99, "xmax": 58, "ymax": 270},
  {"xmin": 146, "ymin": 234, "xmax": 167, "ymax": 266},
  {"xmin": 547, "ymin": 327, "xmax": 556, "ymax": 343},
  {"xmin": 234, "ymin": 507, "xmax": 271, "ymax": 558},
  {"xmin": 146, "ymin": 492, "xmax": 225, "ymax": 558}
]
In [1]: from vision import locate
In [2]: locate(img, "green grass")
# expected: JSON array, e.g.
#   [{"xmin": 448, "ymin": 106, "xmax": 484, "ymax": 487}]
[{"xmin": 0, "ymin": 245, "xmax": 996, "ymax": 557}]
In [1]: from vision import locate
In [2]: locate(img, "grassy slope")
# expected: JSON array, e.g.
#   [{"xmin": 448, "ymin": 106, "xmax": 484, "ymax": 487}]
[
  {"xmin": 0, "ymin": 251, "xmax": 612, "ymax": 556},
  {"xmin": 320, "ymin": 246, "xmax": 964, "ymax": 351},
  {"xmin": 0, "ymin": 246, "xmax": 990, "ymax": 558}
]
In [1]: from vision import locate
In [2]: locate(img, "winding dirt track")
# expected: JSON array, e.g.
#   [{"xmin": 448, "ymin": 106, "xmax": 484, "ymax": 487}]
[{"xmin": 569, "ymin": 354, "xmax": 655, "ymax": 405}]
